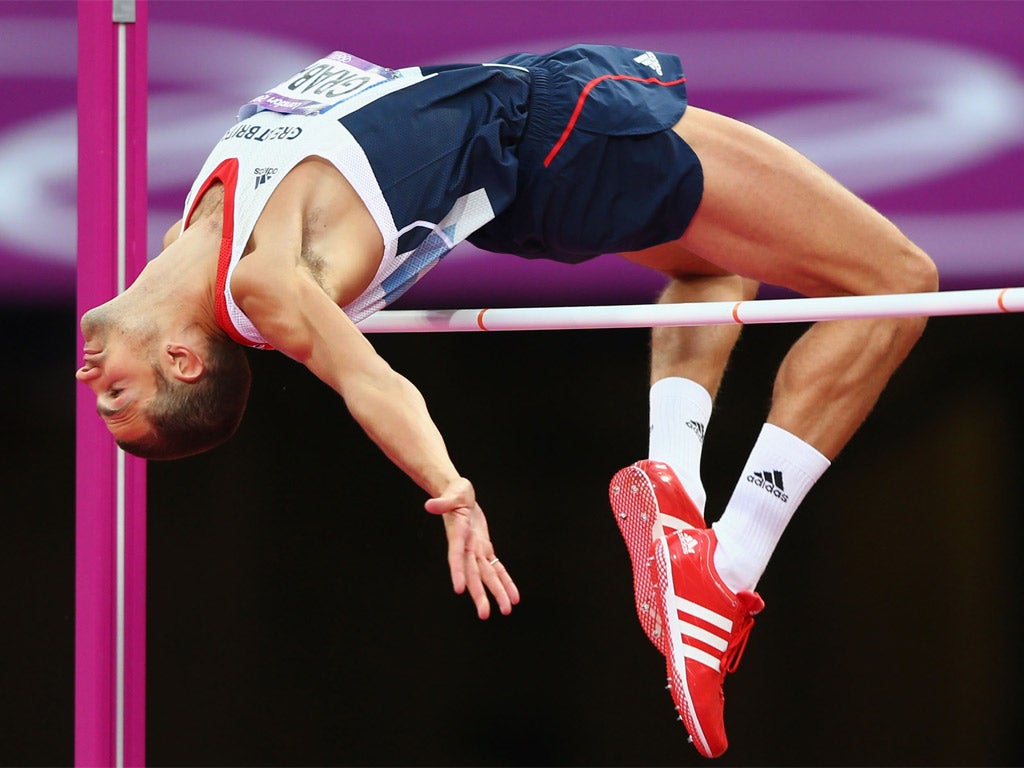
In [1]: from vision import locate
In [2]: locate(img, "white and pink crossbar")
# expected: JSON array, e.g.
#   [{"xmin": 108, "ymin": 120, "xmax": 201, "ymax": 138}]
[{"xmin": 358, "ymin": 287, "xmax": 1024, "ymax": 333}]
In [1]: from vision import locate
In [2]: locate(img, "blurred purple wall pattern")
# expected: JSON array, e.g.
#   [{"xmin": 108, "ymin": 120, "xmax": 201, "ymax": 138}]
[{"xmin": 2, "ymin": 0, "xmax": 1022, "ymax": 306}]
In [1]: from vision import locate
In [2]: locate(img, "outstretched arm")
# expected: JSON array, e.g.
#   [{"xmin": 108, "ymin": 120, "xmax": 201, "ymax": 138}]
[{"xmin": 236, "ymin": 262, "xmax": 520, "ymax": 618}]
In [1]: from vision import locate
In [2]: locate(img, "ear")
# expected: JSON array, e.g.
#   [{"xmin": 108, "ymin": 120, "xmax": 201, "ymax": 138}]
[{"xmin": 164, "ymin": 342, "xmax": 205, "ymax": 382}]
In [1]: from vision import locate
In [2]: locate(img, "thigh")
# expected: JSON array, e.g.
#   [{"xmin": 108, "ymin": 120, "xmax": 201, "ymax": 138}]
[
  {"xmin": 660, "ymin": 107, "xmax": 920, "ymax": 297},
  {"xmin": 620, "ymin": 238, "xmax": 738, "ymax": 280}
]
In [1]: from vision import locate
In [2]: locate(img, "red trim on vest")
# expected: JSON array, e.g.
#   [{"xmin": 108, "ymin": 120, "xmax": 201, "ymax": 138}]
[
  {"xmin": 543, "ymin": 74, "xmax": 687, "ymax": 167},
  {"xmin": 184, "ymin": 158, "xmax": 264, "ymax": 348}
]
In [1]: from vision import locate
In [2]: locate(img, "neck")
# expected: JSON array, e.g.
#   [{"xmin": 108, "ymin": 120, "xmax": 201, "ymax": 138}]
[{"xmin": 118, "ymin": 223, "xmax": 223, "ymax": 338}]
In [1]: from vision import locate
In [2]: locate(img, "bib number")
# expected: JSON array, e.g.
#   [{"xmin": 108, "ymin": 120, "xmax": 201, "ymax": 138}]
[{"xmin": 239, "ymin": 52, "xmax": 399, "ymax": 119}]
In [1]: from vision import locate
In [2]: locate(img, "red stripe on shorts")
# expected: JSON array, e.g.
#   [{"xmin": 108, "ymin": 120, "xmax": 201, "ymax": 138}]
[{"xmin": 543, "ymin": 74, "xmax": 687, "ymax": 167}]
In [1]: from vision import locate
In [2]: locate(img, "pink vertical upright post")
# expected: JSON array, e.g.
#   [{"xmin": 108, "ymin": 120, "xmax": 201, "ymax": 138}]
[{"xmin": 76, "ymin": 1, "xmax": 148, "ymax": 766}]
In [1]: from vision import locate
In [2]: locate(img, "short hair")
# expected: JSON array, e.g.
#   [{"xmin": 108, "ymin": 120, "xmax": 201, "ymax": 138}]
[{"xmin": 116, "ymin": 335, "xmax": 251, "ymax": 460}]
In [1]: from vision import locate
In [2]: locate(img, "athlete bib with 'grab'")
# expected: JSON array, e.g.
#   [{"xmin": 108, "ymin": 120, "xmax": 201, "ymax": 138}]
[{"xmin": 238, "ymin": 52, "xmax": 400, "ymax": 120}]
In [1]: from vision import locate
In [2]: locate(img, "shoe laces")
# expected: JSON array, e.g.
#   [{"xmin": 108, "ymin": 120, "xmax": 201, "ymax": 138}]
[{"xmin": 721, "ymin": 612, "xmax": 756, "ymax": 676}]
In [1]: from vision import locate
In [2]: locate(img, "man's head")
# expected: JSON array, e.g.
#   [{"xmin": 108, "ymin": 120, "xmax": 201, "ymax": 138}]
[{"xmin": 77, "ymin": 304, "xmax": 251, "ymax": 460}]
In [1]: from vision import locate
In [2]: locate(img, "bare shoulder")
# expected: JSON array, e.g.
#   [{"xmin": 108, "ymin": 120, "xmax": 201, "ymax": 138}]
[
  {"xmin": 230, "ymin": 246, "xmax": 300, "ymax": 319},
  {"xmin": 231, "ymin": 242, "xmax": 375, "ymax": 373},
  {"xmin": 230, "ymin": 245, "xmax": 324, "ymax": 362}
]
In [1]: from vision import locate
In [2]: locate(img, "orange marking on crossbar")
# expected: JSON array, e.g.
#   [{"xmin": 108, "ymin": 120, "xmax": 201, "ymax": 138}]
[
  {"xmin": 732, "ymin": 302, "xmax": 744, "ymax": 324},
  {"xmin": 997, "ymin": 288, "xmax": 1010, "ymax": 313},
  {"xmin": 477, "ymin": 308, "xmax": 490, "ymax": 331}
]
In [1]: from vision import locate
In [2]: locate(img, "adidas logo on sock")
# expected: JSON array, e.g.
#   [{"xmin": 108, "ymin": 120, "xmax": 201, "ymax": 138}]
[
  {"xmin": 746, "ymin": 469, "xmax": 789, "ymax": 502},
  {"xmin": 633, "ymin": 50, "xmax": 663, "ymax": 76},
  {"xmin": 685, "ymin": 420, "xmax": 706, "ymax": 443}
]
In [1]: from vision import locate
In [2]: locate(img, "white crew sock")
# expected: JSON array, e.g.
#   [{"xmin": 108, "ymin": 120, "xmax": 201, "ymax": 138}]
[
  {"xmin": 712, "ymin": 423, "xmax": 831, "ymax": 593},
  {"xmin": 648, "ymin": 377, "xmax": 713, "ymax": 513}
]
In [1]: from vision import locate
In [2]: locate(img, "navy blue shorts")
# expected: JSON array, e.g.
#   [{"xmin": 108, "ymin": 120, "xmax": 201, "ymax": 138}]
[{"xmin": 469, "ymin": 44, "xmax": 704, "ymax": 263}]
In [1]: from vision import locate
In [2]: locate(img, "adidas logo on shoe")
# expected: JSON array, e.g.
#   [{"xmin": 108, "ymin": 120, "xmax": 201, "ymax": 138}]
[
  {"xmin": 633, "ymin": 50, "xmax": 664, "ymax": 76},
  {"xmin": 746, "ymin": 470, "xmax": 788, "ymax": 502},
  {"xmin": 677, "ymin": 531, "xmax": 698, "ymax": 555}
]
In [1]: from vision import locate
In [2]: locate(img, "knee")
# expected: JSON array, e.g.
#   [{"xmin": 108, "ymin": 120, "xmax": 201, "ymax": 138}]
[
  {"xmin": 884, "ymin": 237, "xmax": 937, "ymax": 349},
  {"xmin": 887, "ymin": 235, "xmax": 939, "ymax": 296}
]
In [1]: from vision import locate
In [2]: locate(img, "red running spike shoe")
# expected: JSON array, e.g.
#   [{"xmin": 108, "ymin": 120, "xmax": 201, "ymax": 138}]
[
  {"xmin": 609, "ymin": 461, "xmax": 704, "ymax": 653},
  {"xmin": 650, "ymin": 528, "xmax": 764, "ymax": 759}
]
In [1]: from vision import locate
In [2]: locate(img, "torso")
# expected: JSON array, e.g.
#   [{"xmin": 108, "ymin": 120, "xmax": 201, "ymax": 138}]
[
  {"xmin": 189, "ymin": 157, "xmax": 385, "ymax": 309},
  {"xmin": 180, "ymin": 54, "xmax": 533, "ymax": 344}
]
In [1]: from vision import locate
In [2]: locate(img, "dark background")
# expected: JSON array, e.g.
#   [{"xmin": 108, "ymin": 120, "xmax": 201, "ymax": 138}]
[{"xmin": 5, "ymin": 301, "xmax": 1023, "ymax": 766}]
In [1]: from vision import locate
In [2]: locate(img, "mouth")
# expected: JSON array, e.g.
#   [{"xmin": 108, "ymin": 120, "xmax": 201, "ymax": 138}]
[{"xmin": 78, "ymin": 349, "xmax": 103, "ymax": 379}]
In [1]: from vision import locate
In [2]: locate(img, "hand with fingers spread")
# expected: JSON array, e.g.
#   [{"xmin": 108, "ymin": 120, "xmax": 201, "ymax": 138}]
[{"xmin": 425, "ymin": 477, "xmax": 520, "ymax": 619}]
